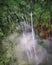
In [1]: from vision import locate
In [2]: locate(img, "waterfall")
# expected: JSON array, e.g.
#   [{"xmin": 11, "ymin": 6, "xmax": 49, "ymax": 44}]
[
  {"xmin": 30, "ymin": 12, "xmax": 39, "ymax": 62},
  {"xmin": 30, "ymin": 12, "xmax": 35, "ymax": 40},
  {"xmin": 2, "ymin": 13, "xmax": 49, "ymax": 65},
  {"xmin": 18, "ymin": 12, "xmax": 47, "ymax": 65}
]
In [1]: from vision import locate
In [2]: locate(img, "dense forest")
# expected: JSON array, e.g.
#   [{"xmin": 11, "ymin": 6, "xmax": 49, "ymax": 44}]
[
  {"xmin": 0, "ymin": 0, "xmax": 52, "ymax": 65},
  {"xmin": 0, "ymin": 0, "xmax": 52, "ymax": 41}
]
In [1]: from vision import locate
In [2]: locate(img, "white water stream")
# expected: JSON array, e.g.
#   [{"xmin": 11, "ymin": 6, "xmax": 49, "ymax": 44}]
[{"xmin": 2, "ymin": 12, "xmax": 47, "ymax": 65}]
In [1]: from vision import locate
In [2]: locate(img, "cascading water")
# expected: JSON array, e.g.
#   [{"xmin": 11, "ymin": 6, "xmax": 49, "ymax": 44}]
[
  {"xmin": 2, "ymin": 12, "xmax": 48, "ymax": 65},
  {"xmin": 18, "ymin": 12, "xmax": 47, "ymax": 65},
  {"xmin": 30, "ymin": 12, "xmax": 39, "ymax": 62},
  {"xmin": 30, "ymin": 12, "xmax": 35, "ymax": 40}
]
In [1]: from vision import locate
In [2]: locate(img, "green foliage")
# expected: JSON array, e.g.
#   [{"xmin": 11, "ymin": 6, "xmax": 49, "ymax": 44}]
[
  {"xmin": 41, "ymin": 11, "xmax": 51, "ymax": 22},
  {"xmin": 0, "ymin": 32, "xmax": 4, "ymax": 41},
  {"xmin": 0, "ymin": 0, "xmax": 52, "ymax": 65},
  {"xmin": 0, "ymin": 0, "xmax": 52, "ymax": 42}
]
